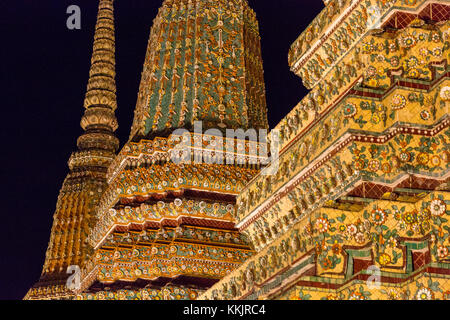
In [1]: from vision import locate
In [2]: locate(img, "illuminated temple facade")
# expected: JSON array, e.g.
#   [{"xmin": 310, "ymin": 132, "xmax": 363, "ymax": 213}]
[{"xmin": 26, "ymin": 0, "xmax": 450, "ymax": 300}]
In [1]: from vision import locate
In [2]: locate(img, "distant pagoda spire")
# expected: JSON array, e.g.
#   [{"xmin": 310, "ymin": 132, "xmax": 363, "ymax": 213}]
[
  {"xmin": 26, "ymin": 0, "xmax": 119, "ymax": 299},
  {"xmin": 79, "ymin": 0, "xmax": 119, "ymax": 154}
]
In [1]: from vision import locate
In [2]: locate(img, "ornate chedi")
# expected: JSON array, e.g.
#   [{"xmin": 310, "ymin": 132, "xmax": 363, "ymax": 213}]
[
  {"xmin": 73, "ymin": 0, "xmax": 269, "ymax": 300},
  {"xmin": 201, "ymin": 0, "xmax": 450, "ymax": 300},
  {"xmin": 28, "ymin": 0, "xmax": 450, "ymax": 301},
  {"xmin": 26, "ymin": 0, "xmax": 119, "ymax": 300},
  {"xmin": 26, "ymin": 0, "xmax": 269, "ymax": 300}
]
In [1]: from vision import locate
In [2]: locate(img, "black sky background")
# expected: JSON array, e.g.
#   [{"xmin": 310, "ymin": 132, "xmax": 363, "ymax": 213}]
[{"xmin": 0, "ymin": 0, "xmax": 323, "ymax": 300}]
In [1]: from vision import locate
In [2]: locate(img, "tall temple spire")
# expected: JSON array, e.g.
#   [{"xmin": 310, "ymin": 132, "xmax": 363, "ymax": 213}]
[
  {"xmin": 26, "ymin": 0, "xmax": 119, "ymax": 300},
  {"xmin": 130, "ymin": 0, "xmax": 269, "ymax": 141},
  {"xmin": 79, "ymin": 0, "xmax": 119, "ymax": 155}
]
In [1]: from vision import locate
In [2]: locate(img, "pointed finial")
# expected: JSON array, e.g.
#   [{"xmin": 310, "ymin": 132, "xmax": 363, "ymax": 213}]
[{"xmin": 77, "ymin": 0, "xmax": 119, "ymax": 155}]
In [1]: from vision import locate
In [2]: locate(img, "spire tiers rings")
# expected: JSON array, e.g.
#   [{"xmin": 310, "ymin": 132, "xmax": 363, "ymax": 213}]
[
  {"xmin": 81, "ymin": 106, "xmax": 119, "ymax": 132},
  {"xmin": 83, "ymin": 0, "xmax": 117, "ymax": 112},
  {"xmin": 78, "ymin": 0, "xmax": 119, "ymax": 156},
  {"xmin": 77, "ymin": 130, "xmax": 119, "ymax": 152}
]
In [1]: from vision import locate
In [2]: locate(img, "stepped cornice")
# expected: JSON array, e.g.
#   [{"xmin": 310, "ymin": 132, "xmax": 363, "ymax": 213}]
[{"xmin": 289, "ymin": 0, "xmax": 450, "ymax": 89}]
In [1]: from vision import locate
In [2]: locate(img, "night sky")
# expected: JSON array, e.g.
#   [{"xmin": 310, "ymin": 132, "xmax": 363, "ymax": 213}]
[{"xmin": 0, "ymin": 0, "xmax": 323, "ymax": 299}]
